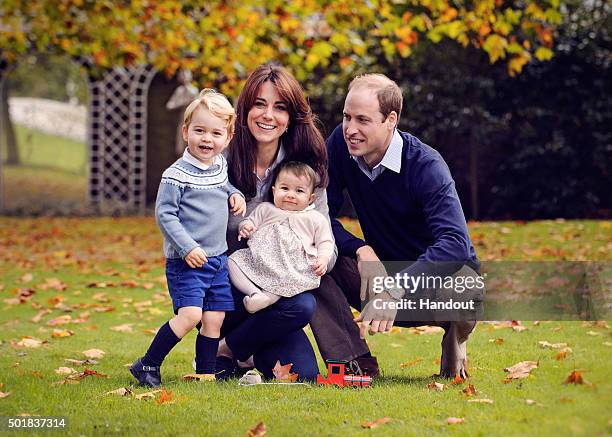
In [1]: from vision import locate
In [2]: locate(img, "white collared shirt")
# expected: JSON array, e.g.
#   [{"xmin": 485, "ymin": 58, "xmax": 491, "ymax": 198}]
[
  {"xmin": 351, "ymin": 129, "xmax": 403, "ymax": 181},
  {"xmin": 183, "ymin": 148, "xmax": 221, "ymax": 171}
]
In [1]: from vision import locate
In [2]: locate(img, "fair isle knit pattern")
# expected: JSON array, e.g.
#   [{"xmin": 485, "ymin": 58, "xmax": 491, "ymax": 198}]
[
  {"xmin": 155, "ymin": 153, "xmax": 242, "ymax": 259},
  {"xmin": 160, "ymin": 159, "xmax": 229, "ymax": 190}
]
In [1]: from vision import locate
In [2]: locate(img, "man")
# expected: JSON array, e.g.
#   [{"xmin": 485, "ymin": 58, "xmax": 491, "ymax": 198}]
[{"xmin": 310, "ymin": 74, "xmax": 480, "ymax": 378}]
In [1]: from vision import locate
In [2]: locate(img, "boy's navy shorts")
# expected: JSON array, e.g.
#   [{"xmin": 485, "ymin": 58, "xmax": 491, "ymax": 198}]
[{"xmin": 165, "ymin": 254, "xmax": 235, "ymax": 313}]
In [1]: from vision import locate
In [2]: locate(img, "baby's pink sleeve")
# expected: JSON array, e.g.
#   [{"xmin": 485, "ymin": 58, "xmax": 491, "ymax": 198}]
[{"xmin": 313, "ymin": 214, "xmax": 335, "ymax": 260}]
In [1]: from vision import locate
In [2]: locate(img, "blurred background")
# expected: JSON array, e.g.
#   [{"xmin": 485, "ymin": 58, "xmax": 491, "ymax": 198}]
[{"xmin": 0, "ymin": 0, "xmax": 609, "ymax": 219}]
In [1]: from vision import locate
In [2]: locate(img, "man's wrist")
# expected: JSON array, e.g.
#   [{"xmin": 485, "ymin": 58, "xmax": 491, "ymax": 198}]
[
  {"xmin": 356, "ymin": 245, "xmax": 375, "ymax": 261},
  {"xmin": 385, "ymin": 287, "xmax": 405, "ymax": 301}
]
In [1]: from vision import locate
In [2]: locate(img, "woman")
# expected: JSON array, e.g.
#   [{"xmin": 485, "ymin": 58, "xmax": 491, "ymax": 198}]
[{"xmin": 216, "ymin": 63, "xmax": 333, "ymax": 381}]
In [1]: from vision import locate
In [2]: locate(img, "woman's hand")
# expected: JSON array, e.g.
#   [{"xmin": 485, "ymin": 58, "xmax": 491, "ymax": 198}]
[
  {"xmin": 238, "ymin": 222, "xmax": 257, "ymax": 241},
  {"xmin": 313, "ymin": 256, "xmax": 329, "ymax": 276},
  {"xmin": 229, "ymin": 193, "xmax": 246, "ymax": 217},
  {"xmin": 185, "ymin": 247, "xmax": 208, "ymax": 268}
]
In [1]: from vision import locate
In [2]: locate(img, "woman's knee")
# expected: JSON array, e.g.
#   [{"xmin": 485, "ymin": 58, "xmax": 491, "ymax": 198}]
[{"xmin": 289, "ymin": 292, "xmax": 316, "ymax": 322}]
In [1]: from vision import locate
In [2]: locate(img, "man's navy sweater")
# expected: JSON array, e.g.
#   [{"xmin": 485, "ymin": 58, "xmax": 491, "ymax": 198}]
[{"xmin": 327, "ymin": 124, "xmax": 478, "ymax": 267}]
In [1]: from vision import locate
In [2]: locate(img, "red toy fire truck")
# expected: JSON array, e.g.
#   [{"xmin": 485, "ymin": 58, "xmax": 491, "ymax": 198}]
[{"xmin": 316, "ymin": 360, "xmax": 373, "ymax": 388}]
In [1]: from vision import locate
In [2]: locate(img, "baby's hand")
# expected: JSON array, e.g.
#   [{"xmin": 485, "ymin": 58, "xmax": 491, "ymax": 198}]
[
  {"xmin": 238, "ymin": 222, "xmax": 257, "ymax": 241},
  {"xmin": 185, "ymin": 247, "xmax": 208, "ymax": 268},
  {"xmin": 229, "ymin": 194, "xmax": 246, "ymax": 217},
  {"xmin": 313, "ymin": 256, "xmax": 329, "ymax": 276}
]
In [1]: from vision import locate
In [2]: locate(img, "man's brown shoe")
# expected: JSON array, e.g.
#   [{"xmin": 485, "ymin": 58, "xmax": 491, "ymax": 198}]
[{"xmin": 348, "ymin": 356, "xmax": 380, "ymax": 378}]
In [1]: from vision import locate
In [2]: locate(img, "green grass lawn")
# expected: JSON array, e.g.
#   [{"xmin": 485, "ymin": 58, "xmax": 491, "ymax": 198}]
[
  {"xmin": 1, "ymin": 124, "xmax": 87, "ymax": 213},
  {"xmin": 0, "ymin": 218, "xmax": 610, "ymax": 436}
]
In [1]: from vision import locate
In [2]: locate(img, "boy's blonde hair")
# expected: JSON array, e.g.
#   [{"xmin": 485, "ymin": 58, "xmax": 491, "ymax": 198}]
[{"xmin": 183, "ymin": 89, "xmax": 236, "ymax": 135}]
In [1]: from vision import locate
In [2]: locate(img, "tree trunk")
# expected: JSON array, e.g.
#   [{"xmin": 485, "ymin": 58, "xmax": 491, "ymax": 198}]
[{"xmin": 0, "ymin": 75, "xmax": 19, "ymax": 165}]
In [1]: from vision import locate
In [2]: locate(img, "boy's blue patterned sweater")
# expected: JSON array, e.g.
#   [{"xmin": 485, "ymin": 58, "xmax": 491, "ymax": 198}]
[{"xmin": 155, "ymin": 152, "xmax": 242, "ymax": 259}]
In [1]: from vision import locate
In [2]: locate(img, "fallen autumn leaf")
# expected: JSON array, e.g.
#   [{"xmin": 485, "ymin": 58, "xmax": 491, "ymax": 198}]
[
  {"xmin": 247, "ymin": 421, "xmax": 267, "ymax": 437},
  {"xmin": 82, "ymin": 348, "xmax": 105, "ymax": 359},
  {"xmin": 503, "ymin": 361, "xmax": 538, "ymax": 381},
  {"xmin": 361, "ymin": 417, "xmax": 391, "ymax": 429}
]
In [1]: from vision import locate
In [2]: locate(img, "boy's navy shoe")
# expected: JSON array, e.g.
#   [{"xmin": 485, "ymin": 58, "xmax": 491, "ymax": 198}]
[
  {"xmin": 130, "ymin": 357, "xmax": 161, "ymax": 387},
  {"xmin": 215, "ymin": 356, "xmax": 240, "ymax": 380}
]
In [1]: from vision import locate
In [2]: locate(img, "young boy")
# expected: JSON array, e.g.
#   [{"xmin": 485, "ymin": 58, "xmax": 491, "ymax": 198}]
[{"xmin": 130, "ymin": 89, "xmax": 245, "ymax": 387}]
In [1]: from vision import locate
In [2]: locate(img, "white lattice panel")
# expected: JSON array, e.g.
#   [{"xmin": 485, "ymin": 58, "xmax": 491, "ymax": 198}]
[{"xmin": 87, "ymin": 65, "xmax": 156, "ymax": 213}]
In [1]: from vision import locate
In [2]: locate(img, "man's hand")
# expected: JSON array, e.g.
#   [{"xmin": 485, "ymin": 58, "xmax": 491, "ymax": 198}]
[
  {"xmin": 238, "ymin": 222, "xmax": 257, "ymax": 241},
  {"xmin": 229, "ymin": 193, "xmax": 246, "ymax": 216},
  {"xmin": 185, "ymin": 247, "xmax": 208, "ymax": 268},
  {"xmin": 312, "ymin": 256, "xmax": 329, "ymax": 276},
  {"xmin": 353, "ymin": 290, "xmax": 398, "ymax": 338},
  {"xmin": 356, "ymin": 245, "xmax": 388, "ymax": 301}
]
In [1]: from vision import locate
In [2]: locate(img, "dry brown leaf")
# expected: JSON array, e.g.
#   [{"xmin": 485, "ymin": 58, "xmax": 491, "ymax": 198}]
[
  {"xmin": 143, "ymin": 328, "xmax": 158, "ymax": 335},
  {"xmin": 564, "ymin": 370, "xmax": 591, "ymax": 385},
  {"xmin": 31, "ymin": 309, "xmax": 51, "ymax": 323},
  {"xmin": 451, "ymin": 374, "xmax": 465, "ymax": 385},
  {"xmin": 47, "ymin": 315, "xmax": 72, "ymax": 326},
  {"xmin": 12, "ymin": 337, "xmax": 46, "ymax": 348},
  {"xmin": 503, "ymin": 361, "xmax": 538, "ymax": 381},
  {"xmin": 110, "ymin": 324, "xmax": 133, "ymax": 333},
  {"xmin": 64, "ymin": 358, "xmax": 98, "ymax": 366},
  {"xmin": 426, "ymin": 381, "xmax": 447, "ymax": 391},
  {"xmin": 447, "ymin": 417, "xmax": 465, "ymax": 425},
  {"xmin": 73, "ymin": 311, "xmax": 90, "ymax": 324},
  {"xmin": 92, "ymin": 292, "xmax": 110, "ymax": 302},
  {"xmin": 539, "ymin": 341, "xmax": 568, "ymax": 349},
  {"xmin": 54, "ymin": 367, "xmax": 77, "ymax": 375},
  {"xmin": 582, "ymin": 321, "xmax": 609, "ymax": 329},
  {"xmin": 87, "ymin": 282, "xmax": 114, "ymax": 289},
  {"xmin": 3, "ymin": 297, "xmax": 21, "ymax": 305},
  {"xmin": 134, "ymin": 389, "xmax": 162, "ymax": 400},
  {"xmin": 52, "ymin": 329, "xmax": 74, "ymax": 338},
  {"xmin": 68, "ymin": 368, "xmax": 109, "ymax": 380},
  {"xmin": 156, "ymin": 388, "xmax": 175, "ymax": 405},
  {"xmin": 399, "ymin": 358, "xmax": 423, "ymax": 368},
  {"xmin": 47, "ymin": 295, "xmax": 65, "ymax": 306},
  {"xmin": 410, "ymin": 326, "xmax": 444, "ymax": 335},
  {"xmin": 556, "ymin": 351, "xmax": 568, "ymax": 361},
  {"xmin": 247, "ymin": 421, "xmax": 267, "ymax": 437},
  {"xmin": 82, "ymin": 348, "xmax": 105, "ymax": 359},
  {"xmin": 19, "ymin": 273, "xmax": 34, "ymax": 283},
  {"xmin": 183, "ymin": 374, "xmax": 216, "ymax": 381},
  {"xmin": 361, "ymin": 417, "xmax": 391, "ymax": 429},
  {"xmin": 525, "ymin": 399, "xmax": 537, "ymax": 405},
  {"xmin": 462, "ymin": 384, "xmax": 477, "ymax": 396},
  {"xmin": 0, "ymin": 391, "xmax": 12, "ymax": 399},
  {"xmin": 467, "ymin": 398, "xmax": 493, "ymax": 404},
  {"xmin": 105, "ymin": 387, "xmax": 133, "ymax": 397},
  {"xmin": 512, "ymin": 325, "xmax": 528, "ymax": 332},
  {"xmin": 272, "ymin": 360, "xmax": 298, "ymax": 382},
  {"xmin": 586, "ymin": 331, "xmax": 602, "ymax": 336},
  {"xmin": 92, "ymin": 305, "xmax": 115, "ymax": 313}
]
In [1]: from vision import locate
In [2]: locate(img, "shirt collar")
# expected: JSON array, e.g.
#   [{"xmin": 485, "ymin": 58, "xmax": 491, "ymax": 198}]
[
  {"xmin": 378, "ymin": 129, "xmax": 403, "ymax": 174},
  {"xmin": 350, "ymin": 129, "xmax": 403, "ymax": 174},
  {"xmin": 183, "ymin": 148, "xmax": 221, "ymax": 171}
]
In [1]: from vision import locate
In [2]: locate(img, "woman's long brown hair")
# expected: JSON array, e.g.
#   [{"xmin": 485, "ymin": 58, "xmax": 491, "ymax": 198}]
[{"xmin": 227, "ymin": 63, "xmax": 328, "ymax": 199}]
